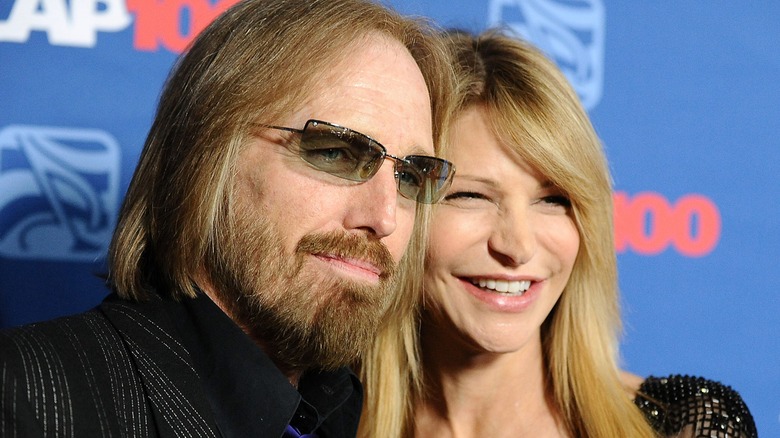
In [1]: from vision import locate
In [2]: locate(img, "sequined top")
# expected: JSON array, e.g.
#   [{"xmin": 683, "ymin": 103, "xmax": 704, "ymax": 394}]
[{"xmin": 634, "ymin": 374, "xmax": 757, "ymax": 437}]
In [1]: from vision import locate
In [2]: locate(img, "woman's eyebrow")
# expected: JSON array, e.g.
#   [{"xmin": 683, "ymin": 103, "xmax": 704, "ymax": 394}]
[{"xmin": 453, "ymin": 174, "xmax": 499, "ymax": 188}]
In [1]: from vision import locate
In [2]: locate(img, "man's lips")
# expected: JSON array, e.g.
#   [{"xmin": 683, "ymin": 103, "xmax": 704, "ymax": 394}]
[{"xmin": 313, "ymin": 253, "xmax": 383, "ymax": 282}]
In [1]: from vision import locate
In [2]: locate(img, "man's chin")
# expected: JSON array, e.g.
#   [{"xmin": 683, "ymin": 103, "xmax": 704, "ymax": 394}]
[
  {"xmin": 244, "ymin": 274, "xmax": 394, "ymax": 371},
  {"xmin": 299, "ymin": 286, "xmax": 393, "ymax": 368}
]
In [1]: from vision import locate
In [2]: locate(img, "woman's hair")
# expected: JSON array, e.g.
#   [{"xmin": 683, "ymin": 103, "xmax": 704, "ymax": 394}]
[
  {"xmin": 359, "ymin": 30, "xmax": 656, "ymax": 437},
  {"xmin": 107, "ymin": 0, "xmax": 454, "ymax": 302}
]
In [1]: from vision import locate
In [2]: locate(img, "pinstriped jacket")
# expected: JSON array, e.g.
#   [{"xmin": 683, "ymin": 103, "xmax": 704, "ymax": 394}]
[{"xmin": 0, "ymin": 294, "xmax": 221, "ymax": 437}]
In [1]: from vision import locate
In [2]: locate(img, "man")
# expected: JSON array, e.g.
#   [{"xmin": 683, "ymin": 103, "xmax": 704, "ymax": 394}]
[{"xmin": 0, "ymin": 0, "xmax": 455, "ymax": 436}]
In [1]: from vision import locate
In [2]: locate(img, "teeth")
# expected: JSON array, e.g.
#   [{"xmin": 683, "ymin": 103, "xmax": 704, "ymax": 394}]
[{"xmin": 473, "ymin": 278, "xmax": 531, "ymax": 295}]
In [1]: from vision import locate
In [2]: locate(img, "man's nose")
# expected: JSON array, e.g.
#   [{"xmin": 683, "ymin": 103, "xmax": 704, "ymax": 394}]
[{"xmin": 342, "ymin": 161, "xmax": 401, "ymax": 238}]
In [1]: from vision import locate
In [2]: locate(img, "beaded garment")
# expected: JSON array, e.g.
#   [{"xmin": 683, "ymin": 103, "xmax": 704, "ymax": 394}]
[{"xmin": 635, "ymin": 374, "xmax": 757, "ymax": 437}]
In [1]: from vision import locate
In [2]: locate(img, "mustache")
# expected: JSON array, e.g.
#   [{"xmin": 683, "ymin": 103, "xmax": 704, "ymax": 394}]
[{"xmin": 296, "ymin": 231, "xmax": 396, "ymax": 280}]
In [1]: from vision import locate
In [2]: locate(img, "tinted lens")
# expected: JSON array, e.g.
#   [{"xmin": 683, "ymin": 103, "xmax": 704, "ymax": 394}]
[
  {"xmin": 293, "ymin": 120, "xmax": 454, "ymax": 204},
  {"xmin": 298, "ymin": 121, "xmax": 384, "ymax": 181},
  {"xmin": 399, "ymin": 155, "xmax": 455, "ymax": 204}
]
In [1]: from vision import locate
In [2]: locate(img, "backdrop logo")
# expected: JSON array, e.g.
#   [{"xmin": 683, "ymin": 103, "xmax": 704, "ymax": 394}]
[
  {"xmin": 0, "ymin": 126, "xmax": 120, "ymax": 261},
  {"xmin": 128, "ymin": 0, "xmax": 239, "ymax": 52},
  {"xmin": 614, "ymin": 191, "xmax": 721, "ymax": 257},
  {"xmin": 0, "ymin": 0, "xmax": 131, "ymax": 47},
  {"xmin": 488, "ymin": 0, "xmax": 605, "ymax": 110},
  {"xmin": 0, "ymin": 0, "xmax": 238, "ymax": 52}
]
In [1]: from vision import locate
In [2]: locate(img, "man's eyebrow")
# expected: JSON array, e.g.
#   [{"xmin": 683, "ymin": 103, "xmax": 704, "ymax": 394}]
[
  {"xmin": 406, "ymin": 145, "xmax": 432, "ymax": 156},
  {"xmin": 360, "ymin": 129, "xmax": 429, "ymax": 156}
]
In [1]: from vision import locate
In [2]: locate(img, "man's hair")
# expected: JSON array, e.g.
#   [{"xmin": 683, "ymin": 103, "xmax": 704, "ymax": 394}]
[
  {"xmin": 359, "ymin": 30, "xmax": 656, "ymax": 437},
  {"xmin": 108, "ymin": 0, "xmax": 454, "ymax": 301}
]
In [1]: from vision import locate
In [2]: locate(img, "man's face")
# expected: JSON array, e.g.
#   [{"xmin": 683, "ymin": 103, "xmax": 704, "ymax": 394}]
[{"xmin": 209, "ymin": 33, "xmax": 434, "ymax": 371}]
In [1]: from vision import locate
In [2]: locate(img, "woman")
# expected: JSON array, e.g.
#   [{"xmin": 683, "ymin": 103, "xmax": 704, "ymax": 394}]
[{"xmin": 358, "ymin": 30, "xmax": 757, "ymax": 437}]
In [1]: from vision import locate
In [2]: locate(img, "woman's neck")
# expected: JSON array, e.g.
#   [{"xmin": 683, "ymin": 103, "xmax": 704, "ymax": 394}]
[{"xmin": 414, "ymin": 328, "xmax": 569, "ymax": 437}]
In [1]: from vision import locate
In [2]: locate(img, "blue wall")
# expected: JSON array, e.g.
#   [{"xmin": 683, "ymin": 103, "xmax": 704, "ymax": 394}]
[{"xmin": 1, "ymin": 1, "xmax": 777, "ymax": 434}]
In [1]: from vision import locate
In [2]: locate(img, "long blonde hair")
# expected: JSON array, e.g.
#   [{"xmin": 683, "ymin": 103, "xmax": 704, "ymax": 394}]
[
  {"xmin": 108, "ymin": 0, "xmax": 454, "ymax": 302},
  {"xmin": 359, "ymin": 30, "xmax": 656, "ymax": 438}
]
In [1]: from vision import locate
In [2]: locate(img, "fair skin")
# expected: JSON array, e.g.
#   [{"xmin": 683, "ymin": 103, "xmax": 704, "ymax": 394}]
[
  {"xmin": 416, "ymin": 106, "xmax": 579, "ymax": 437},
  {"xmin": 242, "ymin": 33, "xmax": 432, "ymax": 277},
  {"xmin": 201, "ymin": 33, "xmax": 434, "ymax": 382}
]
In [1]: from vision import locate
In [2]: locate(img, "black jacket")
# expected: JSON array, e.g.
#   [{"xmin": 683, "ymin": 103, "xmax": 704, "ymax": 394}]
[{"xmin": 0, "ymin": 293, "xmax": 361, "ymax": 437}]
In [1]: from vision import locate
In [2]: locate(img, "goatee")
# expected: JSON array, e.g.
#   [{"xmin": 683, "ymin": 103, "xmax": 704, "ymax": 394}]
[{"xmin": 206, "ymin": 205, "xmax": 398, "ymax": 372}]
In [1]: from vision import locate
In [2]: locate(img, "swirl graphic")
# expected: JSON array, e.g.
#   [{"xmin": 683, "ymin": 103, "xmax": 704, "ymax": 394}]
[{"xmin": 0, "ymin": 125, "xmax": 120, "ymax": 261}]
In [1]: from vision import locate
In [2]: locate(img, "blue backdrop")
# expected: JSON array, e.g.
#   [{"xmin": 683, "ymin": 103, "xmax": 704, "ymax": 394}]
[{"xmin": 1, "ymin": 1, "xmax": 777, "ymax": 435}]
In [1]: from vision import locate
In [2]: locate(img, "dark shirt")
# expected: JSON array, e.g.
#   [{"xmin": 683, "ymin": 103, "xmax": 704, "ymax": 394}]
[{"xmin": 164, "ymin": 293, "xmax": 362, "ymax": 437}]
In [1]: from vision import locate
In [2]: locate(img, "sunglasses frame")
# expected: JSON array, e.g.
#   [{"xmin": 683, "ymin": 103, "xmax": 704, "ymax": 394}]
[{"xmin": 257, "ymin": 119, "xmax": 454, "ymax": 204}]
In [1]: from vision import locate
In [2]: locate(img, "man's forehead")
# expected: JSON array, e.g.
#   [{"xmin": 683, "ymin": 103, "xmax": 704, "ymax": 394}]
[{"xmin": 283, "ymin": 37, "xmax": 434, "ymax": 157}]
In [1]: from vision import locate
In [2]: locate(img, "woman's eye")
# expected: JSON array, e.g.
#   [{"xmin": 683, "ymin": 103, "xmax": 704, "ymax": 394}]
[
  {"xmin": 444, "ymin": 191, "xmax": 489, "ymax": 201},
  {"xmin": 540, "ymin": 195, "xmax": 572, "ymax": 209}
]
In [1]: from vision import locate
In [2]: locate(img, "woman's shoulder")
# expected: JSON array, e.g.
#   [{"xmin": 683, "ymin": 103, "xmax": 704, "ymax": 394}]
[{"xmin": 632, "ymin": 374, "xmax": 757, "ymax": 438}]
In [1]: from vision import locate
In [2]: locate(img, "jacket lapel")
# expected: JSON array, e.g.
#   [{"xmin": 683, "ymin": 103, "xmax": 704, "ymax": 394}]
[{"xmin": 101, "ymin": 296, "xmax": 221, "ymax": 438}]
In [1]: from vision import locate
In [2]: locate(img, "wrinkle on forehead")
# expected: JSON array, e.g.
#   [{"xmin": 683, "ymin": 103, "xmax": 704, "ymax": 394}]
[{"xmin": 291, "ymin": 32, "xmax": 433, "ymax": 156}]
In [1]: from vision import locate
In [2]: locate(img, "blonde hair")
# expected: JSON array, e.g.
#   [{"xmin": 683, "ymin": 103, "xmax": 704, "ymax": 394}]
[
  {"xmin": 108, "ymin": 0, "xmax": 454, "ymax": 301},
  {"xmin": 359, "ymin": 30, "xmax": 657, "ymax": 437}
]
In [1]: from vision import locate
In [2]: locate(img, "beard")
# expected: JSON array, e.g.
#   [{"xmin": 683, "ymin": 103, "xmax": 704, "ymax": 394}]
[{"xmin": 205, "ymin": 201, "xmax": 398, "ymax": 372}]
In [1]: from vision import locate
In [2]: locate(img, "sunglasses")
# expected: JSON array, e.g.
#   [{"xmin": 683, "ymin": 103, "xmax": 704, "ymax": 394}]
[{"xmin": 259, "ymin": 119, "xmax": 455, "ymax": 204}]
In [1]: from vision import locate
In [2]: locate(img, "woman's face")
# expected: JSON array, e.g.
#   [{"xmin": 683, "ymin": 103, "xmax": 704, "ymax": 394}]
[{"xmin": 424, "ymin": 106, "xmax": 580, "ymax": 354}]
